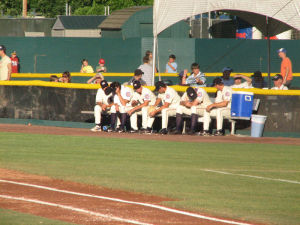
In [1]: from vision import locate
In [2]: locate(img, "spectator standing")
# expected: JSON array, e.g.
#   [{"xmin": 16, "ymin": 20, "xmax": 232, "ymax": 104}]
[
  {"xmin": 181, "ymin": 63, "xmax": 206, "ymax": 87},
  {"xmin": 278, "ymin": 48, "xmax": 293, "ymax": 88},
  {"xmin": 128, "ymin": 69, "xmax": 147, "ymax": 86},
  {"xmin": 0, "ymin": 45, "xmax": 12, "ymax": 81},
  {"xmin": 80, "ymin": 59, "xmax": 94, "ymax": 73},
  {"xmin": 271, "ymin": 74, "xmax": 288, "ymax": 90},
  {"xmin": 146, "ymin": 50, "xmax": 157, "ymax": 73},
  {"xmin": 231, "ymin": 74, "xmax": 252, "ymax": 88},
  {"xmin": 10, "ymin": 51, "xmax": 20, "ymax": 73},
  {"xmin": 138, "ymin": 56, "xmax": 153, "ymax": 86},
  {"xmin": 96, "ymin": 58, "xmax": 107, "ymax": 73},
  {"xmin": 165, "ymin": 54, "xmax": 177, "ymax": 73}
]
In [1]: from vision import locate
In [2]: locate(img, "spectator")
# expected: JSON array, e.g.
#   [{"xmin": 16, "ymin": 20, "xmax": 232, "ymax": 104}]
[
  {"xmin": 138, "ymin": 56, "xmax": 153, "ymax": 86},
  {"xmin": 59, "ymin": 71, "xmax": 71, "ymax": 83},
  {"xmin": 146, "ymin": 50, "xmax": 157, "ymax": 73},
  {"xmin": 278, "ymin": 48, "xmax": 293, "ymax": 88},
  {"xmin": 96, "ymin": 58, "xmax": 107, "ymax": 73},
  {"xmin": 231, "ymin": 74, "xmax": 252, "ymax": 88},
  {"xmin": 10, "ymin": 51, "xmax": 20, "ymax": 73},
  {"xmin": 87, "ymin": 73, "xmax": 104, "ymax": 84},
  {"xmin": 0, "ymin": 45, "xmax": 12, "ymax": 81},
  {"xmin": 271, "ymin": 74, "xmax": 288, "ymax": 90},
  {"xmin": 80, "ymin": 59, "xmax": 94, "ymax": 73},
  {"xmin": 165, "ymin": 54, "xmax": 177, "ymax": 73},
  {"xmin": 50, "ymin": 75, "xmax": 59, "ymax": 82},
  {"xmin": 181, "ymin": 63, "xmax": 206, "ymax": 87},
  {"xmin": 251, "ymin": 71, "xmax": 265, "ymax": 88},
  {"xmin": 220, "ymin": 67, "xmax": 234, "ymax": 86},
  {"xmin": 128, "ymin": 69, "xmax": 147, "ymax": 86}
]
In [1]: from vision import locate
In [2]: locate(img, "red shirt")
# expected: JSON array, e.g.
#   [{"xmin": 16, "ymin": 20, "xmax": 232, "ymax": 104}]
[{"xmin": 10, "ymin": 57, "xmax": 19, "ymax": 73}]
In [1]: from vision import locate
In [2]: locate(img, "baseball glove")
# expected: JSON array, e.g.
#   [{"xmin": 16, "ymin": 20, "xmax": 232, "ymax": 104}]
[{"xmin": 147, "ymin": 105, "xmax": 156, "ymax": 116}]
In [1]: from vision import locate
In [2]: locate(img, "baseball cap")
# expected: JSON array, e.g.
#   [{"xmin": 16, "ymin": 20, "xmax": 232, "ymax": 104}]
[
  {"xmin": 272, "ymin": 74, "xmax": 283, "ymax": 81},
  {"xmin": 100, "ymin": 80, "xmax": 109, "ymax": 88},
  {"xmin": 134, "ymin": 69, "xmax": 144, "ymax": 76},
  {"xmin": 99, "ymin": 58, "xmax": 105, "ymax": 64},
  {"xmin": 133, "ymin": 80, "xmax": 142, "ymax": 90},
  {"xmin": 186, "ymin": 87, "xmax": 197, "ymax": 101},
  {"xmin": 11, "ymin": 51, "xmax": 17, "ymax": 55},
  {"xmin": 277, "ymin": 48, "xmax": 287, "ymax": 53},
  {"xmin": 222, "ymin": 67, "xmax": 233, "ymax": 73},
  {"xmin": 0, "ymin": 45, "xmax": 6, "ymax": 51},
  {"xmin": 234, "ymin": 76, "xmax": 242, "ymax": 80},
  {"xmin": 155, "ymin": 81, "xmax": 166, "ymax": 91},
  {"xmin": 213, "ymin": 77, "xmax": 223, "ymax": 86}
]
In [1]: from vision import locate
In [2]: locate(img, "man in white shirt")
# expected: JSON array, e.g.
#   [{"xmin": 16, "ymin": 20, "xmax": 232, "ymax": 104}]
[
  {"xmin": 271, "ymin": 74, "xmax": 288, "ymax": 90},
  {"xmin": 91, "ymin": 80, "xmax": 114, "ymax": 132},
  {"xmin": 231, "ymin": 74, "xmax": 252, "ymax": 88},
  {"xmin": 0, "ymin": 45, "xmax": 12, "ymax": 81},
  {"xmin": 138, "ymin": 56, "xmax": 153, "ymax": 86},
  {"xmin": 175, "ymin": 87, "xmax": 212, "ymax": 135},
  {"xmin": 110, "ymin": 82, "xmax": 134, "ymax": 133},
  {"xmin": 206, "ymin": 78, "xmax": 233, "ymax": 136},
  {"xmin": 149, "ymin": 81, "xmax": 180, "ymax": 134},
  {"xmin": 127, "ymin": 80, "xmax": 156, "ymax": 133}
]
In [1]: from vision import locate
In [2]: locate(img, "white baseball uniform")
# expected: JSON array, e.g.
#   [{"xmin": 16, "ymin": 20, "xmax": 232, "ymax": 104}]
[
  {"xmin": 112, "ymin": 85, "xmax": 134, "ymax": 113},
  {"xmin": 94, "ymin": 88, "xmax": 113, "ymax": 125}
]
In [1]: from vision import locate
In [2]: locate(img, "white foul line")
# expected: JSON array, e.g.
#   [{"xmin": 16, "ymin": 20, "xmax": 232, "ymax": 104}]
[
  {"xmin": 0, "ymin": 194, "xmax": 152, "ymax": 225},
  {"xmin": 202, "ymin": 169, "xmax": 300, "ymax": 184},
  {"xmin": 0, "ymin": 179, "xmax": 251, "ymax": 225}
]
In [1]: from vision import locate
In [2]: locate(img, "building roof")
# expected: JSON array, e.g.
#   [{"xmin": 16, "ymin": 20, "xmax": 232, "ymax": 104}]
[
  {"xmin": 99, "ymin": 6, "xmax": 151, "ymax": 29},
  {"xmin": 53, "ymin": 16, "xmax": 107, "ymax": 30}
]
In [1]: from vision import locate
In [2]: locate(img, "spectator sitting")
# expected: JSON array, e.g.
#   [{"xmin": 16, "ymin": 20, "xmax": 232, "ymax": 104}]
[
  {"xmin": 138, "ymin": 56, "xmax": 152, "ymax": 86},
  {"xmin": 271, "ymin": 74, "xmax": 288, "ymax": 90},
  {"xmin": 87, "ymin": 73, "xmax": 104, "ymax": 84},
  {"xmin": 181, "ymin": 63, "xmax": 206, "ymax": 87},
  {"xmin": 80, "ymin": 59, "xmax": 94, "ymax": 73},
  {"xmin": 50, "ymin": 75, "xmax": 59, "ymax": 82},
  {"xmin": 96, "ymin": 58, "xmax": 107, "ymax": 73},
  {"xmin": 231, "ymin": 74, "xmax": 252, "ymax": 88},
  {"xmin": 251, "ymin": 71, "xmax": 265, "ymax": 88},
  {"xmin": 59, "ymin": 71, "xmax": 71, "ymax": 83},
  {"xmin": 165, "ymin": 54, "xmax": 177, "ymax": 73},
  {"xmin": 128, "ymin": 69, "xmax": 147, "ymax": 86},
  {"xmin": 221, "ymin": 67, "xmax": 234, "ymax": 86}
]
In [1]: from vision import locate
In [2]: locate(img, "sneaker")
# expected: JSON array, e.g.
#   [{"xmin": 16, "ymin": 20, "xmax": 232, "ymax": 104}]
[
  {"xmin": 143, "ymin": 127, "xmax": 152, "ymax": 134},
  {"xmin": 90, "ymin": 125, "xmax": 101, "ymax": 132},
  {"xmin": 187, "ymin": 130, "xmax": 196, "ymax": 135},
  {"xmin": 118, "ymin": 128, "xmax": 126, "ymax": 133},
  {"xmin": 130, "ymin": 129, "xmax": 138, "ymax": 133},
  {"xmin": 214, "ymin": 130, "xmax": 224, "ymax": 136},
  {"xmin": 159, "ymin": 128, "xmax": 168, "ymax": 135},
  {"xmin": 106, "ymin": 128, "xmax": 116, "ymax": 132},
  {"xmin": 198, "ymin": 130, "xmax": 210, "ymax": 136},
  {"xmin": 172, "ymin": 130, "xmax": 182, "ymax": 135}
]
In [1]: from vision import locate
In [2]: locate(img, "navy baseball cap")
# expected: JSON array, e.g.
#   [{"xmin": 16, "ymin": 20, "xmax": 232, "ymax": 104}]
[
  {"xmin": 0, "ymin": 45, "xmax": 6, "ymax": 51},
  {"xmin": 133, "ymin": 80, "xmax": 142, "ymax": 89},
  {"xmin": 134, "ymin": 69, "xmax": 144, "ymax": 76},
  {"xmin": 186, "ymin": 87, "xmax": 197, "ymax": 101},
  {"xmin": 155, "ymin": 81, "xmax": 166, "ymax": 91},
  {"xmin": 277, "ymin": 48, "xmax": 287, "ymax": 53},
  {"xmin": 272, "ymin": 74, "xmax": 283, "ymax": 81},
  {"xmin": 100, "ymin": 80, "xmax": 109, "ymax": 88},
  {"xmin": 213, "ymin": 77, "xmax": 223, "ymax": 86},
  {"xmin": 222, "ymin": 67, "xmax": 233, "ymax": 72}
]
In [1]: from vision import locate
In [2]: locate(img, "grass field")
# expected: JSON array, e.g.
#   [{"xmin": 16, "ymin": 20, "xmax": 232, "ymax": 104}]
[{"xmin": 0, "ymin": 132, "xmax": 299, "ymax": 225}]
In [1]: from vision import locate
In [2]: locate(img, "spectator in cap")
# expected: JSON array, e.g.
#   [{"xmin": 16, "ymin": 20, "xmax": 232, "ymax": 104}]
[
  {"xmin": 138, "ymin": 56, "xmax": 153, "ymax": 86},
  {"xmin": 90, "ymin": 80, "xmax": 114, "ymax": 132},
  {"xmin": 251, "ymin": 71, "xmax": 265, "ymax": 89},
  {"xmin": 126, "ymin": 80, "xmax": 157, "ymax": 133},
  {"xmin": 10, "ymin": 51, "xmax": 20, "ymax": 73},
  {"xmin": 149, "ymin": 81, "xmax": 181, "ymax": 134},
  {"xmin": 278, "ymin": 48, "xmax": 292, "ymax": 88},
  {"xmin": 271, "ymin": 74, "xmax": 288, "ymax": 90},
  {"xmin": 80, "ymin": 59, "xmax": 94, "ymax": 73},
  {"xmin": 128, "ymin": 69, "xmax": 147, "ymax": 86},
  {"xmin": 87, "ymin": 73, "xmax": 104, "ymax": 84},
  {"xmin": 181, "ymin": 63, "xmax": 206, "ymax": 87},
  {"xmin": 231, "ymin": 74, "xmax": 252, "ymax": 89},
  {"xmin": 165, "ymin": 54, "xmax": 177, "ymax": 73},
  {"xmin": 96, "ymin": 58, "xmax": 107, "ymax": 73},
  {"xmin": 0, "ymin": 45, "xmax": 12, "ymax": 81},
  {"xmin": 206, "ymin": 77, "xmax": 233, "ymax": 136},
  {"xmin": 220, "ymin": 67, "xmax": 234, "ymax": 86}
]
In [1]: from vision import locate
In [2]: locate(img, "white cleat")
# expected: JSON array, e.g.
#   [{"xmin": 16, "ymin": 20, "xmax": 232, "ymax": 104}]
[{"xmin": 90, "ymin": 125, "xmax": 102, "ymax": 132}]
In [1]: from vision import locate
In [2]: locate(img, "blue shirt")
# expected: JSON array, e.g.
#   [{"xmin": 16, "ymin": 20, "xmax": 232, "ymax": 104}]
[
  {"xmin": 166, "ymin": 62, "xmax": 177, "ymax": 73},
  {"xmin": 221, "ymin": 77, "xmax": 234, "ymax": 86},
  {"xmin": 186, "ymin": 72, "xmax": 206, "ymax": 87}
]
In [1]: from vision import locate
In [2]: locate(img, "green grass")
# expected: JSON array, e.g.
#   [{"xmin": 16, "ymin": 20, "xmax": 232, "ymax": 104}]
[
  {"xmin": 0, "ymin": 208, "xmax": 74, "ymax": 225},
  {"xmin": 0, "ymin": 132, "xmax": 299, "ymax": 225}
]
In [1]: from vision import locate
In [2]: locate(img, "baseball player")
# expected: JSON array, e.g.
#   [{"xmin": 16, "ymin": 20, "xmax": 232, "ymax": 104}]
[
  {"xmin": 91, "ymin": 80, "xmax": 113, "ymax": 132},
  {"xmin": 109, "ymin": 81, "xmax": 134, "ymax": 133},
  {"xmin": 127, "ymin": 80, "xmax": 156, "ymax": 133},
  {"xmin": 149, "ymin": 81, "xmax": 180, "ymax": 134},
  {"xmin": 175, "ymin": 87, "xmax": 212, "ymax": 135},
  {"xmin": 206, "ymin": 78, "xmax": 233, "ymax": 136}
]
